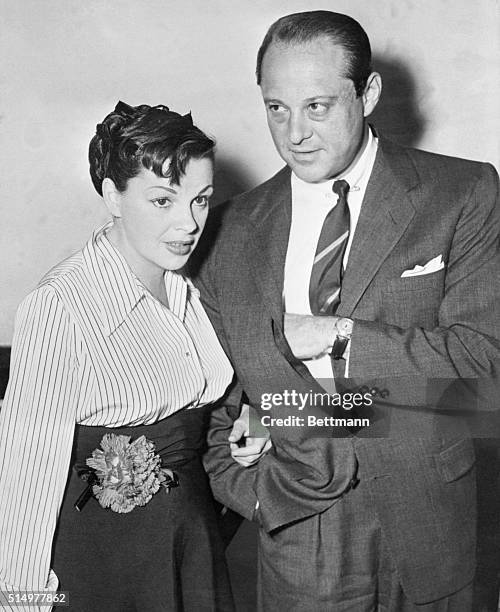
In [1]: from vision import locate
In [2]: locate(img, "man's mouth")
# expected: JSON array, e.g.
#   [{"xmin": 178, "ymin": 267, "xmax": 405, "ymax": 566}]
[
  {"xmin": 290, "ymin": 149, "xmax": 318, "ymax": 154},
  {"xmin": 289, "ymin": 149, "xmax": 320, "ymax": 162}
]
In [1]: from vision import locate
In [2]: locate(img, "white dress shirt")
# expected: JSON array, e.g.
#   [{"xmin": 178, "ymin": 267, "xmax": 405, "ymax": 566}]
[
  {"xmin": 283, "ymin": 128, "xmax": 378, "ymax": 380},
  {"xmin": 0, "ymin": 223, "xmax": 233, "ymax": 598}
]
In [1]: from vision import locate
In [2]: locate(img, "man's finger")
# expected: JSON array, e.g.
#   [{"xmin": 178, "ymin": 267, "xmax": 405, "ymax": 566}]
[
  {"xmin": 231, "ymin": 437, "xmax": 272, "ymax": 456},
  {"xmin": 231, "ymin": 442, "xmax": 262, "ymax": 457},
  {"xmin": 228, "ymin": 419, "xmax": 248, "ymax": 443}
]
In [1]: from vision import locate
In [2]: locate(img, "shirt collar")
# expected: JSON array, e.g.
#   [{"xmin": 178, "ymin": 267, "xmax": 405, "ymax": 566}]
[
  {"xmin": 291, "ymin": 125, "xmax": 378, "ymax": 202},
  {"xmin": 83, "ymin": 222, "xmax": 147, "ymax": 336}
]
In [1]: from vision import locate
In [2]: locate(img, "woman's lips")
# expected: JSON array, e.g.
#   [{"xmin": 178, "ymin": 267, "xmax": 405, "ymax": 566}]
[{"xmin": 164, "ymin": 241, "xmax": 194, "ymax": 256}]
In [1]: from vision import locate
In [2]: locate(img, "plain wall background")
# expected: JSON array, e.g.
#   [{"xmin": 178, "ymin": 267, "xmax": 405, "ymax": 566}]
[{"xmin": 0, "ymin": 0, "xmax": 498, "ymax": 343}]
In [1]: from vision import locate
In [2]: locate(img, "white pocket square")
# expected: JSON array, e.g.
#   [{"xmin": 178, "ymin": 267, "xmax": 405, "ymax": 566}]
[{"xmin": 401, "ymin": 254, "xmax": 445, "ymax": 278}]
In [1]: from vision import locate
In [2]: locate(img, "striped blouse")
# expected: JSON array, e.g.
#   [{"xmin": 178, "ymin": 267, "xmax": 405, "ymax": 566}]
[{"xmin": 0, "ymin": 223, "xmax": 233, "ymax": 595}]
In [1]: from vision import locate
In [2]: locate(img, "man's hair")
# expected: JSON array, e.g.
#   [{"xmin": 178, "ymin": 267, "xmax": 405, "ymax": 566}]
[
  {"xmin": 256, "ymin": 11, "xmax": 372, "ymax": 97},
  {"xmin": 89, "ymin": 101, "xmax": 215, "ymax": 196}
]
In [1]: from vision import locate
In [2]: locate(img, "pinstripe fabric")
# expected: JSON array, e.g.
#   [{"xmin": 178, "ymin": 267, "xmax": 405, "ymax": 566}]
[{"xmin": 0, "ymin": 222, "xmax": 233, "ymax": 594}]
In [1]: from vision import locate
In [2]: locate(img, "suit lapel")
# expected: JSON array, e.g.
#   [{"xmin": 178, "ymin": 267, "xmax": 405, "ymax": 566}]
[
  {"xmin": 240, "ymin": 140, "xmax": 420, "ymax": 381},
  {"xmin": 243, "ymin": 140, "xmax": 420, "ymax": 321},
  {"xmin": 246, "ymin": 167, "xmax": 292, "ymax": 323},
  {"xmin": 244, "ymin": 168, "xmax": 317, "ymax": 381},
  {"xmin": 339, "ymin": 138, "xmax": 420, "ymax": 316}
]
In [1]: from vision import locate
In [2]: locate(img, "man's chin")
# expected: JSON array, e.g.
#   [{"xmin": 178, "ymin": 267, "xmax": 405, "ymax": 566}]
[{"xmin": 288, "ymin": 164, "xmax": 330, "ymax": 184}]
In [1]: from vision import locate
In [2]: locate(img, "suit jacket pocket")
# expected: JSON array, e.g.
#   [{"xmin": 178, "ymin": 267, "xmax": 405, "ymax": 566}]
[
  {"xmin": 379, "ymin": 270, "xmax": 445, "ymax": 328},
  {"xmin": 385, "ymin": 268, "xmax": 445, "ymax": 293},
  {"xmin": 435, "ymin": 438, "xmax": 475, "ymax": 482}
]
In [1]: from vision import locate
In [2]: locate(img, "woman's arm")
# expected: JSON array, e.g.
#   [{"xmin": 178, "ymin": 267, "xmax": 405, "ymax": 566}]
[{"xmin": 0, "ymin": 285, "xmax": 79, "ymax": 598}]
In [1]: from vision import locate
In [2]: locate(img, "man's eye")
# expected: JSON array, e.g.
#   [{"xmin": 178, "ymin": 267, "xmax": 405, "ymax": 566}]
[
  {"xmin": 151, "ymin": 198, "xmax": 171, "ymax": 208},
  {"xmin": 268, "ymin": 104, "xmax": 286, "ymax": 113},
  {"xmin": 193, "ymin": 195, "xmax": 209, "ymax": 207},
  {"xmin": 309, "ymin": 102, "xmax": 328, "ymax": 115}
]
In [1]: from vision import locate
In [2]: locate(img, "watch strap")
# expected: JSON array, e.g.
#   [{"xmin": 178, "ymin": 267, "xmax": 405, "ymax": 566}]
[{"xmin": 331, "ymin": 335, "xmax": 350, "ymax": 360}]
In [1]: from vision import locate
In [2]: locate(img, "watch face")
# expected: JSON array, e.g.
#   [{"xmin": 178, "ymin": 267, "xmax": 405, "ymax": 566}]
[{"xmin": 337, "ymin": 317, "xmax": 353, "ymax": 336}]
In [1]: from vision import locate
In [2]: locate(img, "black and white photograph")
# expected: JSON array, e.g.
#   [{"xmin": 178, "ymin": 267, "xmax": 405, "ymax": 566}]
[{"xmin": 0, "ymin": 1, "xmax": 499, "ymax": 610}]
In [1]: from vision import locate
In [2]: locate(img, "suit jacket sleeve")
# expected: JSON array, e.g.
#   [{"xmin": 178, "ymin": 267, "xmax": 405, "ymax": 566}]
[
  {"xmin": 202, "ymin": 378, "xmax": 259, "ymax": 522},
  {"xmin": 350, "ymin": 163, "xmax": 500, "ymax": 395},
  {"xmin": 194, "ymin": 230, "xmax": 357, "ymax": 533},
  {"xmin": 195, "ymin": 250, "xmax": 259, "ymax": 521}
]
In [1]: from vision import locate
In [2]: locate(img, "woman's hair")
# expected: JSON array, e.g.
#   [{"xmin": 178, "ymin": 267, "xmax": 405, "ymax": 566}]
[{"xmin": 89, "ymin": 101, "xmax": 215, "ymax": 196}]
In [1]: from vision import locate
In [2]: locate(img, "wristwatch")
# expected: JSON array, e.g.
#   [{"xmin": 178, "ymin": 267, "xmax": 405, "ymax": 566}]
[{"xmin": 331, "ymin": 317, "xmax": 353, "ymax": 360}]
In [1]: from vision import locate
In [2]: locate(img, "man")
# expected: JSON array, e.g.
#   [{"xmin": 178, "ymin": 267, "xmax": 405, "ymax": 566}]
[{"xmin": 194, "ymin": 11, "xmax": 500, "ymax": 611}]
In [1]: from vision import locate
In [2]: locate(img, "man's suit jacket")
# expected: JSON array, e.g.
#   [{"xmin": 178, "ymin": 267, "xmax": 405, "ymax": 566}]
[{"xmin": 193, "ymin": 136, "xmax": 500, "ymax": 603}]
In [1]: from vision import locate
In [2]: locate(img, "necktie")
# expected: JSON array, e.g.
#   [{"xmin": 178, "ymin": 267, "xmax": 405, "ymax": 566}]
[{"xmin": 309, "ymin": 179, "xmax": 350, "ymax": 315}]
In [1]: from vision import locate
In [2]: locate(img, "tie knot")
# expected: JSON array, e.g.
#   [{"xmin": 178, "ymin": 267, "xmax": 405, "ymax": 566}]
[{"xmin": 332, "ymin": 179, "xmax": 350, "ymax": 199}]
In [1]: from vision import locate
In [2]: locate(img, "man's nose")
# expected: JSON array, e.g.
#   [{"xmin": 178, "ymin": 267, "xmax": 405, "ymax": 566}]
[{"xmin": 288, "ymin": 112, "xmax": 312, "ymax": 145}]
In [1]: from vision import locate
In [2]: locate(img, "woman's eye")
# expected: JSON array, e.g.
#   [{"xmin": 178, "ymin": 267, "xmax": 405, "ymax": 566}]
[
  {"xmin": 193, "ymin": 195, "xmax": 209, "ymax": 207},
  {"xmin": 152, "ymin": 198, "xmax": 171, "ymax": 208}
]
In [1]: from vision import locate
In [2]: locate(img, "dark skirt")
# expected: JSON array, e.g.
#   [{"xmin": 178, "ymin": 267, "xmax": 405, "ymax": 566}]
[{"xmin": 52, "ymin": 407, "xmax": 234, "ymax": 612}]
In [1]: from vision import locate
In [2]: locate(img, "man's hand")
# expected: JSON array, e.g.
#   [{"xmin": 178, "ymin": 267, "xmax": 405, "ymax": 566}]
[
  {"xmin": 229, "ymin": 404, "xmax": 272, "ymax": 467},
  {"xmin": 284, "ymin": 313, "xmax": 337, "ymax": 360}
]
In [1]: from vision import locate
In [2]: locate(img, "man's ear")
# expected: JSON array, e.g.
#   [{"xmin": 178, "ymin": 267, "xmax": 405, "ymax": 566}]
[
  {"xmin": 102, "ymin": 178, "xmax": 122, "ymax": 218},
  {"xmin": 362, "ymin": 72, "xmax": 382, "ymax": 118}
]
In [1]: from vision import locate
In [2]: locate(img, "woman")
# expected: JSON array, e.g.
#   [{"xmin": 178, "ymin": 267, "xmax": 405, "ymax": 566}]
[{"xmin": 0, "ymin": 101, "xmax": 260, "ymax": 611}]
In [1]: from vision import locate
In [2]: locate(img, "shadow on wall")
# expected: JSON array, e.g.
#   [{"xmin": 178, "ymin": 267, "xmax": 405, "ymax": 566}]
[
  {"xmin": 0, "ymin": 347, "xmax": 10, "ymax": 398},
  {"xmin": 187, "ymin": 155, "xmax": 255, "ymax": 278},
  {"xmin": 211, "ymin": 53, "xmax": 429, "ymax": 214},
  {"xmin": 213, "ymin": 156, "xmax": 256, "ymax": 207},
  {"xmin": 192, "ymin": 53, "xmax": 429, "ymax": 278},
  {"xmin": 370, "ymin": 54, "xmax": 427, "ymax": 148}
]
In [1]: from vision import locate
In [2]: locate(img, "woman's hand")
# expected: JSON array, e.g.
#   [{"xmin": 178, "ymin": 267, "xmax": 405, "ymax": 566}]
[{"xmin": 229, "ymin": 404, "xmax": 272, "ymax": 467}]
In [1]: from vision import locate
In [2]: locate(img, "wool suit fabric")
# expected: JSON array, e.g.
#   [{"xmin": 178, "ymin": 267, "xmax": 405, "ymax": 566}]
[{"xmin": 193, "ymin": 136, "xmax": 500, "ymax": 609}]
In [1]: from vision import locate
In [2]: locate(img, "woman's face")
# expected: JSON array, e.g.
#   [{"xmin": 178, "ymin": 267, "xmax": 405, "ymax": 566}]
[{"xmin": 105, "ymin": 156, "xmax": 213, "ymax": 281}]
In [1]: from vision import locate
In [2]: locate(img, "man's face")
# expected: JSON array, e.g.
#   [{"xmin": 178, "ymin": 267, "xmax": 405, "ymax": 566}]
[{"xmin": 260, "ymin": 38, "xmax": 375, "ymax": 183}]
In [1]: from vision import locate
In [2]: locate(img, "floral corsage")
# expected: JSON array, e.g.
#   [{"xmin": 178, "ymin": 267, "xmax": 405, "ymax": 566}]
[{"xmin": 74, "ymin": 434, "xmax": 178, "ymax": 513}]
